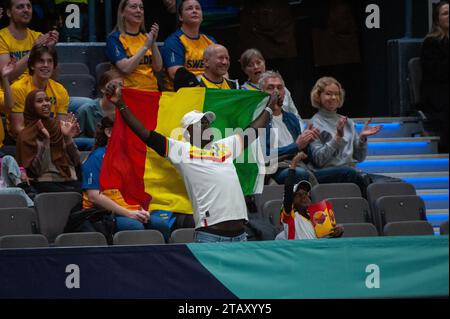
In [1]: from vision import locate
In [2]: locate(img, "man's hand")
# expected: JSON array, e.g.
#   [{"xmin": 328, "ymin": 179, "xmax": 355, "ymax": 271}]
[
  {"xmin": 46, "ymin": 30, "xmax": 60, "ymax": 47},
  {"xmin": 296, "ymin": 123, "xmax": 320, "ymax": 150},
  {"xmin": 331, "ymin": 225, "xmax": 344, "ymax": 238},
  {"xmin": 105, "ymin": 82, "xmax": 124, "ymax": 107},
  {"xmin": 266, "ymin": 91, "xmax": 283, "ymax": 113},
  {"xmin": 34, "ymin": 34, "xmax": 51, "ymax": 47}
]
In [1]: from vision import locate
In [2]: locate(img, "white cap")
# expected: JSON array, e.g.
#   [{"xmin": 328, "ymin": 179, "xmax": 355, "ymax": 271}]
[
  {"xmin": 293, "ymin": 180, "xmax": 312, "ymax": 194},
  {"xmin": 181, "ymin": 110, "xmax": 216, "ymax": 129}
]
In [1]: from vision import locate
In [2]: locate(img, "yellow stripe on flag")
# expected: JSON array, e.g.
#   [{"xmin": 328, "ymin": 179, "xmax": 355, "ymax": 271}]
[
  {"xmin": 156, "ymin": 87, "xmax": 207, "ymax": 136},
  {"xmin": 143, "ymin": 87, "xmax": 207, "ymax": 214}
]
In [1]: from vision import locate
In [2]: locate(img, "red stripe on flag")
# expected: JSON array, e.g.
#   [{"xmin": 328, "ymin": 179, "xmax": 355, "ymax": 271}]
[{"xmin": 100, "ymin": 88, "xmax": 162, "ymax": 211}]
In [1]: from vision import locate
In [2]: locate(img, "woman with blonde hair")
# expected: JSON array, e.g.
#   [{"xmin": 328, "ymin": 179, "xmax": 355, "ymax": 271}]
[
  {"xmin": 308, "ymin": 77, "xmax": 382, "ymax": 195},
  {"xmin": 106, "ymin": 0, "xmax": 163, "ymax": 92},
  {"xmin": 420, "ymin": 1, "xmax": 449, "ymax": 153}
]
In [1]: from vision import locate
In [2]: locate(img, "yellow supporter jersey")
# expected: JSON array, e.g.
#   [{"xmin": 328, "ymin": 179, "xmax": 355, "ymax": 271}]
[
  {"xmin": 106, "ymin": 31, "xmax": 158, "ymax": 92},
  {"xmin": 241, "ymin": 81, "xmax": 260, "ymax": 91},
  {"xmin": 83, "ymin": 189, "xmax": 141, "ymax": 211},
  {"xmin": 161, "ymin": 30, "xmax": 216, "ymax": 91},
  {"xmin": 162, "ymin": 30, "xmax": 216, "ymax": 76},
  {"xmin": 199, "ymin": 75, "xmax": 234, "ymax": 90},
  {"xmin": 9, "ymin": 75, "xmax": 69, "ymax": 136},
  {"xmin": 0, "ymin": 89, "xmax": 5, "ymax": 148},
  {"xmin": 0, "ymin": 28, "xmax": 42, "ymax": 81}
]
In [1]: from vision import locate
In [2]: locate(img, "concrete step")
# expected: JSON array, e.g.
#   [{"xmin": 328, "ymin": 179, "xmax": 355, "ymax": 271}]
[
  {"xmin": 419, "ymin": 191, "xmax": 449, "ymax": 211},
  {"xmin": 367, "ymin": 137, "xmax": 440, "ymax": 156},
  {"xmin": 304, "ymin": 117, "xmax": 424, "ymax": 138},
  {"xmin": 357, "ymin": 157, "xmax": 448, "ymax": 174},
  {"xmin": 379, "ymin": 172, "xmax": 449, "ymax": 190},
  {"xmin": 352, "ymin": 117, "xmax": 422, "ymax": 123},
  {"xmin": 367, "ymin": 154, "xmax": 449, "ymax": 160},
  {"xmin": 427, "ymin": 209, "xmax": 449, "ymax": 229},
  {"xmin": 355, "ymin": 121, "xmax": 423, "ymax": 139}
]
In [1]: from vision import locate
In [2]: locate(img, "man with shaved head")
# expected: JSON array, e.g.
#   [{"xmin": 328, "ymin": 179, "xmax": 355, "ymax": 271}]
[{"xmin": 198, "ymin": 44, "xmax": 239, "ymax": 89}]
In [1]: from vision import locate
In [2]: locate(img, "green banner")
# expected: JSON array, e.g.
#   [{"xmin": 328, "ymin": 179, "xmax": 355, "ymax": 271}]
[{"xmin": 188, "ymin": 236, "xmax": 449, "ymax": 299}]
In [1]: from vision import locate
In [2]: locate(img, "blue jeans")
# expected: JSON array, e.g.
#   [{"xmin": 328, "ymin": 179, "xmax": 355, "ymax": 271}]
[
  {"xmin": 68, "ymin": 97, "xmax": 95, "ymax": 114},
  {"xmin": 0, "ymin": 155, "xmax": 21, "ymax": 187},
  {"xmin": 194, "ymin": 231, "xmax": 248, "ymax": 243},
  {"xmin": 74, "ymin": 137, "xmax": 95, "ymax": 151},
  {"xmin": 115, "ymin": 214, "xmax": 172, "ymax": 242},
  {"xmin": 273, "ymin": 167, "xmax": 310, "ymax": 185},
  {"xmin": 314, "ymin": 166, "xmax": 367, "ymax": 195}
]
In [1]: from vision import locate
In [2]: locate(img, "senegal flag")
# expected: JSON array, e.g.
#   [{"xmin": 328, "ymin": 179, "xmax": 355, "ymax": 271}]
[{"xmin": 100, "ymin": 87, "xmax": 268, "ymax": 213}]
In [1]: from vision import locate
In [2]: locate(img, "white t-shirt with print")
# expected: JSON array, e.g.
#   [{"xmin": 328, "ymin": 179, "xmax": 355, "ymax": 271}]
[
  {"xmin": 167, "ymin": 135, "xmax": 248, "ymax": 229},
  {"xmin": 276, "ymin": 213, "xmax": 318, "ymax": 240}
]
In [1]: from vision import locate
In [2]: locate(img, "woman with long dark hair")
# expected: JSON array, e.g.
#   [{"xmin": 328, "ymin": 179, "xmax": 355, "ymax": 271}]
[{"xmin": 421, "ymin": 1, "xmax": 449, "ymax": 153}]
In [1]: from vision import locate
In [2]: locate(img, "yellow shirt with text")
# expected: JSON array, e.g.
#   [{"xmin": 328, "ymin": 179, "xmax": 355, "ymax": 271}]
[
  {"xmin": 199, "ymin": 75, "xmax": 233, "ymax": 90},
  {"xmin": 106, "ymin": 31, "xmax": 158, "ymax": 92},
  {"xmin": 0, "ymin": 28, "xmax": 42, "ymax": 81}
]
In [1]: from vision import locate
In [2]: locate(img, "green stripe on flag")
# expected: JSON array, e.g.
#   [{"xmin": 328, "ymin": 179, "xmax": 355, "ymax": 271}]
[
  {"xmin": 203, "ymin": 89, "xmax": 268, "ymax": 195},
  {"xmin": 188, "ymin": 236, "xmax": 449, "ymax": 299}
]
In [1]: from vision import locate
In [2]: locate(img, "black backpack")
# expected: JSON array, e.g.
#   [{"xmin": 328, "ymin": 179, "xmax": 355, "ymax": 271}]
[{"xmin": 64, "ymin": 208, "xmax": 116, "ymax": 245}]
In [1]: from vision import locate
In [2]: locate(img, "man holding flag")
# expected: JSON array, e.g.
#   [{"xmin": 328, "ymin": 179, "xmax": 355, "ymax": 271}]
[{"xmin": 105, "ymin": 83, "xmax": 281, "ymax": 243}]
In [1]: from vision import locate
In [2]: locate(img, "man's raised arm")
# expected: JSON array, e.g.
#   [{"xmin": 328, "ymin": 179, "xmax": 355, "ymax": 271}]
[{"xmin": 105, "ymin": 83, "xmax": 167, "ymax": 158}]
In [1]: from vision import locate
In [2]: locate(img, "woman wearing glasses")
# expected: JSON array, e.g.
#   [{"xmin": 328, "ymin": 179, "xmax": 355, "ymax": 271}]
[{"xmin": 106, "ymin": 0, "xmax": 163, "ymax": 92}]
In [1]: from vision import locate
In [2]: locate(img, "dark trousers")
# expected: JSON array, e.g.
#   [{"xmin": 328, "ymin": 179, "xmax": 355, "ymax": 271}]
[{"xmin": 314, "ymin": 166, "xmax": 369, "ymax": 198}]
